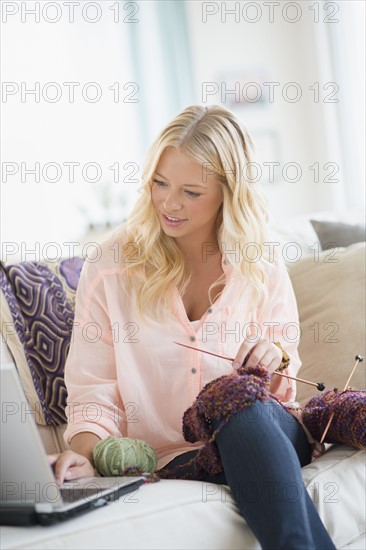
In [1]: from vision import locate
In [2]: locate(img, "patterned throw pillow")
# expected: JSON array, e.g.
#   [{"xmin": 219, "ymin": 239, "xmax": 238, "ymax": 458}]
[{"xmin": 0, "ymin": 258, "xmax": 84, "ymax": 426}]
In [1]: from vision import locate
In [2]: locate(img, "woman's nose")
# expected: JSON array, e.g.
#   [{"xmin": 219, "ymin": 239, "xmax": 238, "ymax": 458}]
[{"xmin": 163, "ymin": 191, "xmax": 183, "ymax": 211}]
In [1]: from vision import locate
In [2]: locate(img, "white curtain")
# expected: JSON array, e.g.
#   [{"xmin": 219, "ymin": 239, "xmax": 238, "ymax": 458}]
[
  {"xmin": 125, "ymin": 0, "xmax": 195, "ymax": 157},
  {"xmin": 327, "ymin": 1, "xmax": 365, "ymax": 211}
]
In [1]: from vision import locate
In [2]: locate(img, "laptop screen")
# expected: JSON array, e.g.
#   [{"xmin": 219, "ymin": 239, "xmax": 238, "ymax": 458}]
[{"xmin": 1, "ymin": 363, "xmax": 63, "ymax": 506}]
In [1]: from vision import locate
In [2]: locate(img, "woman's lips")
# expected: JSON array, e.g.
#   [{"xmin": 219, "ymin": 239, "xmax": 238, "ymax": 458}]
[{"xmin": 162, "ymin": 213, "xmax": 187, "ymax": 227}]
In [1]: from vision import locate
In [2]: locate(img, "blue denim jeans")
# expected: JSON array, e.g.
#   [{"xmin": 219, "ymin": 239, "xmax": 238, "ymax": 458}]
[{"xmin": 159, "ymin": 400, "xmax": 336, "ymax": 550}]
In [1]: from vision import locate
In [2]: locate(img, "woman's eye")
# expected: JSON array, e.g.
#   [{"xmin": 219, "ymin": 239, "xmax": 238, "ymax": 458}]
[
  {"xmin": 153, "ymin": 179, "xmax": 201, "ymax": 199},
  {"xmin": 153, "ymin": 179, "xmax": 166, "ymax": 187},
  {"xmin": 185, "ymin": 190, "xmax": 201, "ymax": 198}
]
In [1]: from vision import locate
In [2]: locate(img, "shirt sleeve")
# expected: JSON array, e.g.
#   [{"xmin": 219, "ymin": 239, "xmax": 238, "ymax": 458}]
[
  {"xmin": 63, "ymin": 257, "xmax": 126, "ymax": 446},
  {"xmin": 257, "ymin": 251, "xmax": 302, "ymax": 402}
]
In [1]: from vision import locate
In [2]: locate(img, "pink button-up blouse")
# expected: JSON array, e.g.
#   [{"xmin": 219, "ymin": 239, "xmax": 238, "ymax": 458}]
[{"xmin": 63, "ymin": 228, "xmax": 302, "ymax": 469}]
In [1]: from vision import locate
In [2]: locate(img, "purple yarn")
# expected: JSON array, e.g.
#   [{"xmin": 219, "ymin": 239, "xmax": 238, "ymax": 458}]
[
  {"xmin": 302, "ymin": 389, "xmax": 366, "ymax": 448},
  {"xmin": 159, "ymin": 364, "xmax": 271, "ymax": 479}
]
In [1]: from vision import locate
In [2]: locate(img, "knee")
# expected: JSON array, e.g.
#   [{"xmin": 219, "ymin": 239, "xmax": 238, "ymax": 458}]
[{"xmin": 211, "ymin": 399, "xmax": 276, "ymax": 434}]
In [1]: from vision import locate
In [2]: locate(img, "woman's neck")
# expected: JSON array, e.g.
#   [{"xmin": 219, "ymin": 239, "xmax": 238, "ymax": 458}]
[{"xmin": 178, "ymin": 240, "xmax": 221, "ymax": 266}]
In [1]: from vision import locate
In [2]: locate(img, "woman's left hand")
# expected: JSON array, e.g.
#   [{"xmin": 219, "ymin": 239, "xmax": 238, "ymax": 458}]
[{"xmin": 232, "ymin": 337, "xmax": 282, "ymax": 375}]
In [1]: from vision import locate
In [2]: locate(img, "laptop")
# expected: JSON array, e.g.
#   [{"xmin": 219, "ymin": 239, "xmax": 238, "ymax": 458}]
[{"xmin": 0, "ymin": 362, "xmax": 145, "ymax": 526}]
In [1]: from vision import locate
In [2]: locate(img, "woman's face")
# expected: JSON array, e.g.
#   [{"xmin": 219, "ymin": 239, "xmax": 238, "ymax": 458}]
[{"xmin": 151, "ymin": 147, "xmax": 223, "ymax": 248}]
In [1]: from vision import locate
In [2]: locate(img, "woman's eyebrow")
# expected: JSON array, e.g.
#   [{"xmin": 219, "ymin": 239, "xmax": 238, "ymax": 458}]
[{"xmin": 154, "ymin": 171, "xmax": 207, "ymax": 188}]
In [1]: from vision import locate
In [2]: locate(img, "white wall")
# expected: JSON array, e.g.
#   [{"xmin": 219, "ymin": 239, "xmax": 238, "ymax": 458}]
[
  {"xmin": 1, "ymin": 1, "xmax": 141, "ymax": 262},
  {"xmin": 185, "ymin": 0, "xmax": 348, "ymax": 220},
  {"xmin": 1, "ymin": 1, "xmax": 364, "ymax": 263}
]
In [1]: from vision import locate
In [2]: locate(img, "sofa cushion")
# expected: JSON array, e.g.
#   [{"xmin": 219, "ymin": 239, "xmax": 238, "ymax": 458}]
[
  {"xmin": 0, "ymin": 445, "xmax": 364, "ymax": 549},
  {"xmin": 310, "ymin": 219, "xmax": 366, "ymax": 250},
  {"xmin": 0, "ymin": 258, "xmax": 84, "ymax": 426},
  {"xmin": 288, "ymin": 242, "xmax": 366, "ymax": 406}
]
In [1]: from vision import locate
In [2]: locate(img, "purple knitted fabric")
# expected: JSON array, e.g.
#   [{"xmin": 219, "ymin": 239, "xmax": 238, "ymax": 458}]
[
  {"xmin": 302, "ymin": 389, "xmax": 366, "ymax": 448},
  {"xmin": 159, "ymin": 364, "xmax": 271, "ymax": 479},
  {"xmin": 157, "ymin": 370, "xmax": 365, "ymax": 481}
]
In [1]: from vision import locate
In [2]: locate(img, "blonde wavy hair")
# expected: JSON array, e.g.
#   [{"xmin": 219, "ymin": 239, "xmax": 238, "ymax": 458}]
[{"xmin": 118, "ymin": 104, "xmax": 271, "ymax": 322}]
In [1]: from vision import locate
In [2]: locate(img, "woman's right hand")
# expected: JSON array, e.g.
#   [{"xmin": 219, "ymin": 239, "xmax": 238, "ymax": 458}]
[{"xmin": 48, "ymin": 450, "xmax": 96, "ymax": 485}]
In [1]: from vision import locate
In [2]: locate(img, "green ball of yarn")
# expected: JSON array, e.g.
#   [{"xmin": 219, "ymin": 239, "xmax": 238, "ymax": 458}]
[{"xmin": 93, "ymin": 436, "xmax": 157, "ymax": 476}]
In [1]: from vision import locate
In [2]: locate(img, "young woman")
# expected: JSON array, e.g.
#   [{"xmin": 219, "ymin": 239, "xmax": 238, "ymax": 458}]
[{"xmin": 50, "ymin": 105, "xmax": 335, "ymax": 549}]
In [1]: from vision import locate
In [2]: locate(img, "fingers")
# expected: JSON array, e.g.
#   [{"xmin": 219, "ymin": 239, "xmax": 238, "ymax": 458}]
[
  {"xmin": 53, "ymin": 452, "xmax": 75, "ymax": 485},
  {"xmin": 261, "ymin": 346, "xmax": 282, "ymax": 374},
  {"xmin": 267, "ymin": 358, "xmax": 280, "ymax": 375},
  {"xmin": 233, "ymin": 338, "xmax": 266, "ymax": 370},
  {"xmin": 51, "ymin": 451, "xmax": 91, "ymax": 485},
  {"xmin": 47, "ymin": 454, "xmax": 58, "ymax": 465},
  {"xmin": 63, "ymin": 463, "xmax": 95, "ymax": 482},
  {"xmin": 233, "ymin": 339, "xmax": 282, "ymax": 371}
]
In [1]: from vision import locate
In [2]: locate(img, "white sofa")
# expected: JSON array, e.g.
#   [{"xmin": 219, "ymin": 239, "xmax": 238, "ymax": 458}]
[{"xmin": 1, "ymin": 211, "xmax": 365, "ymax": 549}]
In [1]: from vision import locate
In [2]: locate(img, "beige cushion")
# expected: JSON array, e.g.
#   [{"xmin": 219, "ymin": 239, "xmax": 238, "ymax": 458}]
[
  {"xmin": 37, "ymin": 424, "xmax": 68, "ymax": 455},
  {"xmin": 288, "ymin": 242, "xmax": 366, "ymax": 406}
]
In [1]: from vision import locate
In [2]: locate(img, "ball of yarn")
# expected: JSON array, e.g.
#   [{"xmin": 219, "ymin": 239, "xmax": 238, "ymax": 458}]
[
  {"xmin": 93, "ymin": 436, "xmax": 157, "ymax": 476},
  {"xmin": 302, "ymin": 389, "xmax": 366, "ymax": 448}
]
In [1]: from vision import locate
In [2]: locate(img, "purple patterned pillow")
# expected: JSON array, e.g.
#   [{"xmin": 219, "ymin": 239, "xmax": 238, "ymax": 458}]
[{"xmin": 0, "ymin": 258, "xmax": 84, "ymax": 426}]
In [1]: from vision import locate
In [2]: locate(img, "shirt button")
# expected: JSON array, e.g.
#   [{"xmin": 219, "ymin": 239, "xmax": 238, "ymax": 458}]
[
  {"xmin": 190, "ymin": 336, "xmax": 196, "ymax": 342},
  {"xmin": 207, "ymin": 308, "xmax": 213, "ymax": 314},
  {"xmin": 191, "ymin": 368, "xmax": 197, "ymax": 374}
]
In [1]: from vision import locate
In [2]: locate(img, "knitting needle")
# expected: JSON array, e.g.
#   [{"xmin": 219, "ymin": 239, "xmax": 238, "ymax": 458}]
[
  {"xmin": 274, "ymin": 371, "xmax": 325, "ymax": 391},
  {"xmin": 319, "ymin": 354, "xmax": 364, "ymax": 444},
  {"xmin": 343, "ymin": 354, "xmax": 364, "ymax": 390},
  {"xmin": 174, "ymin": 341, "xmax": 232, "ymax": 362},
  {"xmin": 174, "ymin": 341, "xmax": 325, "ymax": 391}
]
